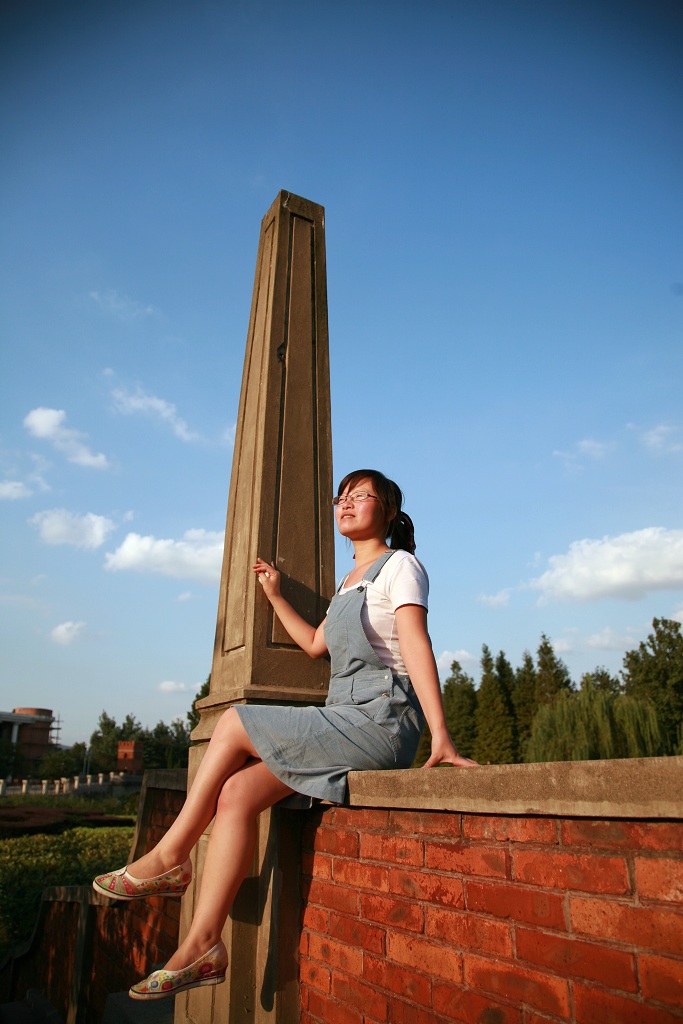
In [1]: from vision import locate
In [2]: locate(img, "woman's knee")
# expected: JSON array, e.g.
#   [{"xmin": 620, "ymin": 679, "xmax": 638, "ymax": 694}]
[
  {"xmin": 213, "ymin": 706, "xmax": 239, "ymax": 739},
  {"xmin": 211, "ymin": 708, "xmax": 258, "ymax": 756},
  {"xmin": 215, "ymin": 765, "xmax": 257, "ymax": 818}
]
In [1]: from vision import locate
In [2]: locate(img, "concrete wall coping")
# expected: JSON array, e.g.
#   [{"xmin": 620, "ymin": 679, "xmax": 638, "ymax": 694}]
[{"xmin": 346, "ymin": 755, "xmax": 683, "ymax": 819}]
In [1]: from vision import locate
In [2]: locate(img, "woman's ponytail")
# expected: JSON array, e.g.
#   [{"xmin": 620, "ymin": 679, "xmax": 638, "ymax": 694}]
[{"xmin": 388, "ymin": 511, "xmax": 416, "ymax": 554}]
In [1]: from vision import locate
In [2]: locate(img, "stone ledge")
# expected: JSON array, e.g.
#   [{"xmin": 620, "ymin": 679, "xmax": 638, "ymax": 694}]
[{"xmin": 346, "ymin": 755, "xmax": 683, "ymax": 819}]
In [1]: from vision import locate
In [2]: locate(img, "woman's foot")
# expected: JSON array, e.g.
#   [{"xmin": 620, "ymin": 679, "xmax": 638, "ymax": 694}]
[
  {"xmin": 129, "ymin": 940, "xmax": 228, "ymax": 1000},
  {"xmin": 164, "ymin": 931, "xmax": 222, "ymax": 972},
  {"xmin": 92, "ymin": 857, "xmax": 192, "ymax": 901},
  {"xmin": 126, "ymin": 847, "xmax": 185, "ymax": 879}
]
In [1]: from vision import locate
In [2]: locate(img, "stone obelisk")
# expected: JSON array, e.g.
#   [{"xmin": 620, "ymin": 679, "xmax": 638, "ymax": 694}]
[{"xmin": 176, "ymin": 192, "xmax": 334, "ymax": 1024}]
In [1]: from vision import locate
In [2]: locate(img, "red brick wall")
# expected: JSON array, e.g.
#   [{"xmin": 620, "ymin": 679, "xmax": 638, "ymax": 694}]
[{"xmin": 299, "ymin": 807, "xmax": 683, "ymax": 1024}]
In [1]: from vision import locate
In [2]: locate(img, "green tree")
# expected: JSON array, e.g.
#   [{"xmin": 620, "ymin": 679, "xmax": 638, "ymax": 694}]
[
  {"xmin": 495, "ymin": 651, "xmax": 515, "ymax": 704},
  {"xmin": 580, "ymin": 667, "xmax": 621, "ymax": 696},
  {"xmin": 89, "ymin": 712, "xmax": 144, "ymax": 773},
  {"xmin": 143, "ymin": 720, "xmax": 191, "ymax": 770},
  {"xmin": 0, "ymin": 740, "xmax": 26, "ymax": 780},
  {"xmin": 412, "ymin": 726, "xmax": 432, "ymax": 768},
  {"xmin": 38, "ymin": 742, "xmax": 87, "ymax": 780},
  {"xmin": 474, "ymin": 645, "xmax": 516, "ymax": 764},
  {"xmin": 442, "ymin": 660, "xmax": 478, "ymax": 760},
  {"xmin": 495, "ymin": 651, "xmax": 518, "ymax": 761},
  {"xmin": 525, "ymin": 684, "xmax": 661, "ymax": 762},
  {"xmin": 187, "ymin": 675, "xmax": 211, "ymax": 732},
  {"xmin": 535, "ymin": 634, "xmax": 573, "ymax": 704},
  {"xmin": 513, "ymin": 651, "xmax": 538, "ymax": 758},
  {"xmin": 622, "ymin": 618, "xmax": 683, "ymax": 755},
  {"xmin": 412, "ymin": 660, "xmax": 478, "ymax": 767}
]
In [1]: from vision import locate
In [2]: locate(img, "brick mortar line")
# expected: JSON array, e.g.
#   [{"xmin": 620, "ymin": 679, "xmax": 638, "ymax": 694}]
[{"xmin": 310, "ymin": 861, "xmax": 639, "ymax": 897}]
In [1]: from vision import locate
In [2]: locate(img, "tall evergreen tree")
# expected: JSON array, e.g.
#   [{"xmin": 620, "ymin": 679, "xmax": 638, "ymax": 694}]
[
  {"xmin": 622, "ymin": 618, "xmax": 683, "ymax": 755},
  {"xmin": 495, "ymin": 651, "xmax": 515, "ymax": 704},
  {"xmin": 412, "ymin": 660, "xmax": 478, "ymax": 766},
  {"xmin": 535, "ymin": 634, "xmax": 573, "ymax": 704},
  {"xmin": 442, "ymin": 660, "xmax": 478, "ymax": 760},
  {"xmin": 494, "ymin": 651, "xmax": 518, "ymax": 761},
  {"xmin": 474, "ymin": 645, "xmax": 516, "ymax": 764},
  {"xmin": 513, "ymin": 651, "xmax": 538, "ymax": 759}
]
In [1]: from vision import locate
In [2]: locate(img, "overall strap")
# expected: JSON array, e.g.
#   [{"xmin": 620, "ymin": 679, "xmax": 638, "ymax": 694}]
[
  {"xmin": 335, "ymin": 549, "xmax": 398, "ymax": 594},
  {"xmin": 363, "ymin": 549, "xmax": 397, "ymax": 583}
]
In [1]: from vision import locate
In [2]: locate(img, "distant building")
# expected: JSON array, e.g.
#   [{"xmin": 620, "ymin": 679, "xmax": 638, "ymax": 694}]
[
  {"xmin": 117, "ymin": 739, "xmax": 144, "ymax": 774},
  {"xmin": 0, "ymin": 707, "xmax": 55, "ymax": 776}
]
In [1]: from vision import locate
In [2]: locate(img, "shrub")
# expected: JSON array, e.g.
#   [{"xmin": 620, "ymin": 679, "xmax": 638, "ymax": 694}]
[{"xmin": 0, "ymin": 826, "xmax": 134, "ymax": 958}]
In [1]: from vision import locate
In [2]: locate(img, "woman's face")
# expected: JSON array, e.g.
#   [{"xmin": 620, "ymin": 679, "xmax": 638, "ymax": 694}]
[{"xmin": 334, "ymin": 476, "xmax": 390, "ymax": 543}]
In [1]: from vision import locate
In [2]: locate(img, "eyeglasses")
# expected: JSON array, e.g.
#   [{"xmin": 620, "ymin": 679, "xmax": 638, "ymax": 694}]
[{"xmin": 332, "ymin": 491, "xmax": 380, "ymax": 507}]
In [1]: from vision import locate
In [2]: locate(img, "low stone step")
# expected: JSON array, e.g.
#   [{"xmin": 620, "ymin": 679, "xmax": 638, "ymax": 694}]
[
  {"xmin": 0, "ymin": 1005, "xmax": 41, "ymax": 1024},
  {"xmin": 101, "ymin": 991, "xmax": 173, "ymax": 1024},
  {"xmin": 0, "ymin": 989, "xmax": 61, "ymax": 1024}
]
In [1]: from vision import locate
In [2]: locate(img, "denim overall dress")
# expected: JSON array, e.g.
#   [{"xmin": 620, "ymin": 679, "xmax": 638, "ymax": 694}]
[{"xmin": 235, "ymin": 551, "xmax": 426, "ymax": 805}]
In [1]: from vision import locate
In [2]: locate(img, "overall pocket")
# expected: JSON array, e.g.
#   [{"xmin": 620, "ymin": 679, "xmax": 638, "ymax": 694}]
[{"xmin": 351, "ymin": 671, "xmax": 393, "ymax": 705}]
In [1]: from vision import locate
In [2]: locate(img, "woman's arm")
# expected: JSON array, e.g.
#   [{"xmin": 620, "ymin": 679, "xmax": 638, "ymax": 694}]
[
  {"xmin": 395, "ymin": 604, "xmax": 477, "ymax": 768},
  {"xmin": 252, "ymin": 558, "xmax": 329, "ymax": 659}
]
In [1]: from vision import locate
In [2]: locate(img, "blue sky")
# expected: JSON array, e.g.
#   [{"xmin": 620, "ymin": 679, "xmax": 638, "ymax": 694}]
[{"xmin": 1, "ymin": 0, "xmax": 681, "ymax": 746}]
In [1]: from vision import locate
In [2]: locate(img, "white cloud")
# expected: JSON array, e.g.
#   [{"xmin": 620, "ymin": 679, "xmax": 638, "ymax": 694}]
[
  {"xmin": 585, "ymin": 626, "xmax": 639, "ymax": 651},
  {"xmin": 50, "ymin": 620, "xmax": 86, "ymax": 646},
  {"xmin": 111, "ymin": 385, "xmax": 199, "ymax": 442},
  {"xmin": 177, "ymin": 591, "xmax": 193, "ymax": 602},
  {"xmin": 90, "ymin": 289, "xmax": 160, "ymax": 320},
  {"xmin": 222, "ymin": 422, "xmax": 237, "ymax": 447},
  {"xmin": 158, "ymin": 680, "xmax": 190, "ymax": 693},
  {"xmin": 478, "ymin": 588, "xmax": 511, "ymax": 608},
  {"xmin": 23, "ymin": 408, "xmax": 109, "ymax": 469},
  {"xmin": 641, "ymin": 423, "xmax": 683, "ymax": 454},
  {"xmin": 553, "ymin": 437, "xmax": 614, "ymax": 472},
  {"xmin": 435, "ymin": 648, "xmax": 477, "ymax": 678},
  {"xmin": 530, "ymin": 527, "xmax": 683, "ymax": 602},
  {"xmin": 0, "ymin": 480, "xmax": 32, "ymax": 500},
  {"xmin": 30, "ymin": 508, "xmax": 116, "ymax": 549},
  {"xmin": 104, "ymin": 528, "xmax": 223, "ymax": 584},
  {"xmin": 576, "ymin": 439, "xmax": 612, "ymax": 459},
  {"xmin": 673, "ymin": 607, "xmax": 683, "ymax": 626}
]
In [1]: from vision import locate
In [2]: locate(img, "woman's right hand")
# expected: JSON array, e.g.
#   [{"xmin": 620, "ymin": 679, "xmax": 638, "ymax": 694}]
[
  {"xmin": 422, "ymin": 731, "xmax": 478, "ymax": 768},
  {"xmin": 251, "ymin": 557, "xmax": 328, "ymax": 659},
  {"xmin": 252, "ymin": 557, "xmax": 281, "ymax": 600}
]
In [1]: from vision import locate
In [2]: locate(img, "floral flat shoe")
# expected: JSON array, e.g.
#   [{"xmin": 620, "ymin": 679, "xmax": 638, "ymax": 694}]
[
  {"xmin": 92, "ymin": 858, "xmax": 192, "ymax": 901},
  {"xmin": 129, "ymin": 940, "xmax": 228, "ymax": 1000}
]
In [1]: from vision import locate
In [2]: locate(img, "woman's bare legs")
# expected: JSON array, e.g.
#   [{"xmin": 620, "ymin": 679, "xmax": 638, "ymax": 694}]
[
  {"xmin": 127, "ymin": 708, "xmax": 265, "ymax": 879},
  {"xmin": 164, "ymin": 758, "xmax": 293, "ymax": 970}
]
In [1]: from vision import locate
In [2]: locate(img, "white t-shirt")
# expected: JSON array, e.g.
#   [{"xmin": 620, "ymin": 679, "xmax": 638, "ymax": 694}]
[{"xmin": 338, "ymin": 550, "xmax": 429, "ymax": 675}]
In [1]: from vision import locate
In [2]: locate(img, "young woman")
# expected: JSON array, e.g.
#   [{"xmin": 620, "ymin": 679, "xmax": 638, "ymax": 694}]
[{"xmin": 93, "ymin": 469, "xmax": 476, "ymax": 1000}]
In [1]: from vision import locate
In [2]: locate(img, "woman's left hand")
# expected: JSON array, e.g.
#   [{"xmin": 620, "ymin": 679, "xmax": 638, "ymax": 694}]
[
  {"xmin": 422, "ymin": 733, "xmax": 478, "ymax": 768},
  {"xmin": 252, "ymin": 557, "xmax": 281, "ymax": 599}
]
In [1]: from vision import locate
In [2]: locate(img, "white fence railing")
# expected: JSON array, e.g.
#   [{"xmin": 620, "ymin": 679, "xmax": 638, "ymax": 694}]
[{"xmin": 0, "ymin": 772, "xmax": 141, "ymax": 797}]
